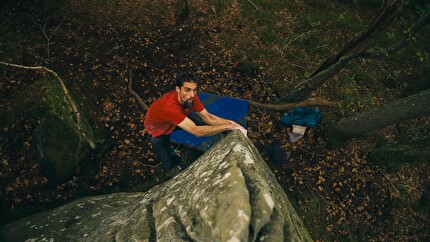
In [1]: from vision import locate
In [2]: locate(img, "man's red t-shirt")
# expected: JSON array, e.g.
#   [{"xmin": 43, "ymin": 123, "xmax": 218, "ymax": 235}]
[{"xmin": 144, "ymin": 90, "xmax": 204, "ymax": 137}]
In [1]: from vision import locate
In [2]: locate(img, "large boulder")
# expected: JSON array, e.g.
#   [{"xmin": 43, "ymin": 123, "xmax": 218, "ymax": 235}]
[
  {"xmin": 1, "ymin": 79, "xmax": 95, "ymax": 184},
  {"xmin": 31, "ymin": 80, "xmax": 95, "ymax": 183},
  {"xmin": 0, "ymin": 131, "xmax": 312, "ymax": 241}
]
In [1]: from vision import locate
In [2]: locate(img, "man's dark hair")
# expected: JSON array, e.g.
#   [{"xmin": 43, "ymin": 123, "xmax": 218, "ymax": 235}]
[{"xmin": 176, "ymin": 72, "xmax": 198, "ymax": 88}]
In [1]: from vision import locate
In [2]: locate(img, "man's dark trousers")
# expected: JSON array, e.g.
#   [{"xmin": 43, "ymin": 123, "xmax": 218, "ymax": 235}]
[{"xmin": 151, "ymin": 134, "xmax": 181, "ymax": 171}]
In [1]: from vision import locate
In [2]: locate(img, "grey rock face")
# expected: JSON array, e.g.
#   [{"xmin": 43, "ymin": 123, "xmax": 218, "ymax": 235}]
[{"xmin": 1, "ymin": 131, "xmax": 312, "ymax": 241}]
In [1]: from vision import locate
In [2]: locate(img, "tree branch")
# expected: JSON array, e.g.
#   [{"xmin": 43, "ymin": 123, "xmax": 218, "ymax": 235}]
[
  {"xmin": 127, "ymin": 70, "xmax": 149, "ymax": 111},
  {"xmin": 248, "ymin": 97, "xmax": 338, "ymax": 111},
  {"xmin": 360, "ymin": 11, "xmax": 430, "ymax": 58}
]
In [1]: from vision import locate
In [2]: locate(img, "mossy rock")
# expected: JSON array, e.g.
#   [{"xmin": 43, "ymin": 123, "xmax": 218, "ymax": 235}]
[
  {"xmin": 30, "ymin": 79, "xmax": 96, "ymax": 184},
  {"xmin": 33, "ymin": 113, "xmax": 79, "ymax": 183},
  {"xmin": 3, "ymin": 78, "xmax": 98, "ymax": 184},
  {"xmin": 43, "ymin": 79, "xmax": 95, "ymax": 149}
]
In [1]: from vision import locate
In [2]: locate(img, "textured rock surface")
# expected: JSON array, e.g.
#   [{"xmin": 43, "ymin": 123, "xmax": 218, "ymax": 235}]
[
  {"xmin": 33, "ymin": 80, "xmax": 95, "ymax": 183},
  {"xmin": 0, "ymin": 131, "xmax": 312, "ymax": 241},
  {"xmin": 1, "ymin": 80, "xmax": 95, "ymax": 184}
]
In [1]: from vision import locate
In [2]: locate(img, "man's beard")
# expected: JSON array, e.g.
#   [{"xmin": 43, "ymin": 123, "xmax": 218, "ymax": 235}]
[{"xmin": 182, "ymin": 99, "xmax": 194, "ymax": 109}]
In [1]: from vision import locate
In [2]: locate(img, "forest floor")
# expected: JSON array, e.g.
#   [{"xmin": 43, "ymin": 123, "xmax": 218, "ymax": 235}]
[{"xmin": 1, "ymin": 0, "xmax": 429, "ymax": 241}]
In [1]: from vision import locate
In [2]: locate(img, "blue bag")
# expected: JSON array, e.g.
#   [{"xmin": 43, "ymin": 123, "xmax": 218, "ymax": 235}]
[{"xmin": 280, "ymin": 107, "xmax": 321, "ymax": 128}]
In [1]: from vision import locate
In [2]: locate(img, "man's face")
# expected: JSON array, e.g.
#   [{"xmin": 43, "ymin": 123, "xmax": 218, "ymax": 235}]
[{"xmin": 176, "ymin": 81, "xmax": 197, "ymax": 108}]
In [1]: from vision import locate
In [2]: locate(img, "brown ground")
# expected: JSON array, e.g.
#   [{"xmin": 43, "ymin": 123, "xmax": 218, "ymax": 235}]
[{"xmin": 1, "ymin": 0, "xmax": 429, "ymax": 241}]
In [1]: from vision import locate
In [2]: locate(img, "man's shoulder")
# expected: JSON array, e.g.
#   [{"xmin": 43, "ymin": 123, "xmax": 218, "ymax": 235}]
[
  {"xmin": 158, "ymin": 90, "xmax": 176, "ymax": 101},
  {"xmin": 153, "ymin": 90, "xmax": 181, "ymax": 111},
  {"xmin": 153, "ymin": 90, "xmax": 175, "ymax": 105}
]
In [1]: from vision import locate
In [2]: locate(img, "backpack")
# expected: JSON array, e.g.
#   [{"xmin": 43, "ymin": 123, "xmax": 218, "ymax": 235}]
[{"xmin": 280, "ymin": 107, "xmax": 321, "ymax": 128}]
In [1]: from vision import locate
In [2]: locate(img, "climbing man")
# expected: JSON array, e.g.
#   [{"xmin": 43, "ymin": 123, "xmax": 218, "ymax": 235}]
[{"xmin": 144, "ymin": 72, "xmax": 247, "ymax": 172}]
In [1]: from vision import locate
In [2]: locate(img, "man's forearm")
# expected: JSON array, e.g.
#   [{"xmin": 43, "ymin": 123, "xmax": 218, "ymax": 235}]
[
  {"xmin": 193, "ymin": 123, "xmax": 231, "ymax": 137},
  {"xmin": 203, "ymin": 113, "xmax": 232, "ymax": 126}
]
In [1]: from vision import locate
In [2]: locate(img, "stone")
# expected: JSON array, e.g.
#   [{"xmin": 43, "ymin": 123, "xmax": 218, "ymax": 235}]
[
  {"xmin": 34, "ymin": 112, "xmax": 81, "ymax": 183},
  {"xmin": 31, "ymin": 80, "xmax": 96, "ymax": 183},
  {"xmin": 0, "ymin": 131, "xmax": 312, "ymax": 241}
]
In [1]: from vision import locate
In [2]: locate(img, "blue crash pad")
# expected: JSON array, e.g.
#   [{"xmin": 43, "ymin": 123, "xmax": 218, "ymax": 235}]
[{"xmin": 170, "ymin": 92, "xmax": 248, "ymax": 151}]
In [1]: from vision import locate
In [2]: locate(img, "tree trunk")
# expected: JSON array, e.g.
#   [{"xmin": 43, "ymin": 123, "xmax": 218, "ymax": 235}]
[
  {"xmin": 368, "ymin": 136, "xmax": 430, "ymax": 172},
  {"xmin": 330, "ymin": 88, "xmax": 430, "ymax": 139}
]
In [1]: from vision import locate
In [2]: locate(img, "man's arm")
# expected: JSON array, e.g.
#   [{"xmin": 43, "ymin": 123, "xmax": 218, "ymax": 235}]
[
  {"xmin": 177, "ymin": 116, "xmax": 242, "ymax": 137},
  {"xmin": 196, "ymin": 109, "xmax": 237, "ymax": 126}
]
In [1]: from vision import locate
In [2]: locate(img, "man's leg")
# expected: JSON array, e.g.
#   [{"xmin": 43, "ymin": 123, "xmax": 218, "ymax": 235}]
[{"xmin": 151, "ymin": 135, "xmax": 181, "ymax": 171}]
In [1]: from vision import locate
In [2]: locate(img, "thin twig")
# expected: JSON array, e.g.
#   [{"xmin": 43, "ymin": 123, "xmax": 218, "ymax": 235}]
[
  {"xmin": 247, "ymin": 0, "xmax": 260, "ymax": 10},
  {"xmin": 377, "ymin": 169, "xmax": 400, "ymax": 199},
  {"xmin": 288, "ymin": 63, "xmax": 306, "ymax": 70},
  {"xmin": 131, "ymin": 153, "xmax": 161, "ymax": 168},
  {"xmin": 30, "ymin": 16, "xmax": 65, "ymax": 59},
  {"xmin": 305, "ymin": 181, "xmax": 328, "ymax": 204},
  {"xmin": 397, "ymin": 183, "xmax": 419, "ymax": 192}
]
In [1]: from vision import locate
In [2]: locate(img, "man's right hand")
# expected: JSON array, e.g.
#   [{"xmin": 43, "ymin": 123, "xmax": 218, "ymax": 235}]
[{"xmin": 230, "ymin": 123, "xmax": 248, "ymax": 137}]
